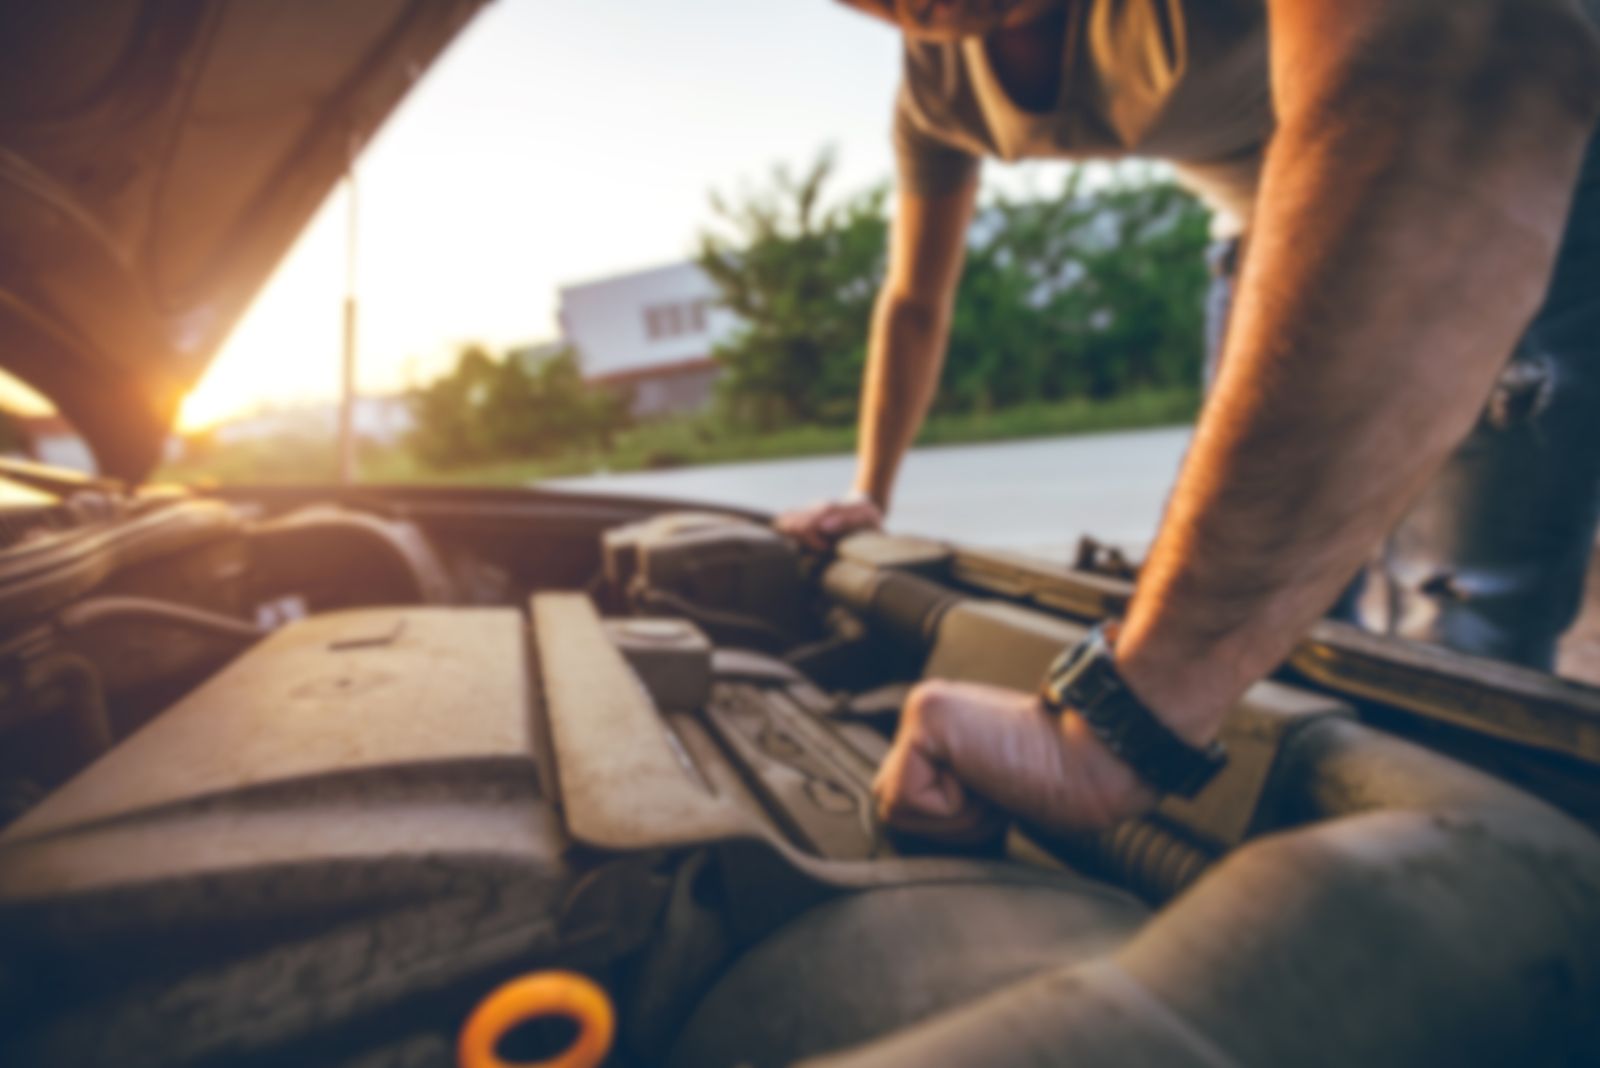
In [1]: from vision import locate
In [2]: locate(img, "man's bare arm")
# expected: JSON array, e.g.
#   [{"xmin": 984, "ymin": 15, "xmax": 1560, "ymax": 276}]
[
  {"xmin": 855, "ymin": 180, "xmax": 977, "ymax": 508},
  {"xmin": 876, "ymin": 0, "xmax": 1600, "ymax": 837},
  {"xmin": 1117, "ymin": 0, "xmax": 1600, "ymax": 742},
  {"xmin": 780, "ymin": 178, "xmax": 977, "ymax": 549}
]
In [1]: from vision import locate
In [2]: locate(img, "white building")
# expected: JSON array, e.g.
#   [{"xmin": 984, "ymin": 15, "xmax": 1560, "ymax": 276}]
[{"xmin": 558, "ymin": 261, "xmax": 739, "ymax": 417}]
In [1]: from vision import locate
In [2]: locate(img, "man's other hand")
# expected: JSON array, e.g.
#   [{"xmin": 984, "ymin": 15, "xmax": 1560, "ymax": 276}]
[
  {"xmin": 873, "ymin": 679, "xmax": 1159, "ymax": 839},
  {"xmin": 775, "ymin": 496, "xmax": 884, "ymax": 552}
]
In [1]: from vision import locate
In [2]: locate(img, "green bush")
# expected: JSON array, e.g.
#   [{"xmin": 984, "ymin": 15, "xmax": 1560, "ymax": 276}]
[
  {"xmin": 406, "ymin": 344, "xmax": 628, "ymax": 468},
  {"xmin": 698, "ymin": 155, "xmax": 1211, "ymax": 428}
]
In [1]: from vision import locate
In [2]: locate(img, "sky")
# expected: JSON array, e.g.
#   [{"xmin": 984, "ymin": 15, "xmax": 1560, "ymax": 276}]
[{"xmin": 175, "ymin": 0, "xmax": 1078, "ymax": 431}]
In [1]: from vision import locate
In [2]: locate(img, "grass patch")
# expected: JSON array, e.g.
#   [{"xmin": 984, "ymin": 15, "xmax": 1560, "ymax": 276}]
[{"xmin": 156, "ymin": 387, "xmax": 1199, "ymax": 487}]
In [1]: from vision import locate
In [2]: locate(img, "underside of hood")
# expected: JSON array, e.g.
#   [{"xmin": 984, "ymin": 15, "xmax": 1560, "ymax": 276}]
[{"xmin": 0, "ymin": 0, "xmax": 486, "ymax": 480}]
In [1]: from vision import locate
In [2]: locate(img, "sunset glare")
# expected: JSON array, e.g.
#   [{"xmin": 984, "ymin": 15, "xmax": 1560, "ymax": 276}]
[{"xmin": 177, "ymin": 0, "xmax": 909, "ymax": 431}]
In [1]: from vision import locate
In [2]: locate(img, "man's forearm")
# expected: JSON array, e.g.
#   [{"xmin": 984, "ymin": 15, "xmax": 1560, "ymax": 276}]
[
  {"xmin": 853, "ymin": 181, "xmax": 975, "ymax": 511},
  {"xmin": 853, "ymin": 292, "xmax": 952, "ymax": 509},
  {"xmin": 1116, "ymin": 8, "xmax": 1600, "ymax": 742}
]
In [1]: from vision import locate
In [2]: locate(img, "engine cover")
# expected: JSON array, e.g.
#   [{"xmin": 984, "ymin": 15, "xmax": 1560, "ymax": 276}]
[{"xmin": 0, "ymin": 608, "xmax": 576, "ymax": 1067}]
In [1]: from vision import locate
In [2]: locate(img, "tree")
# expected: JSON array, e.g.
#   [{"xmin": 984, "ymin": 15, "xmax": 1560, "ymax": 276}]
[
  {"xmin": 407, "ymin": 344, "xmax": 627, "ymax": 467},
  {"xmin": 698, "ymin": 151, "xmax": 888, "ymax": 430},
  {"xmin": 698, "ymin": 155, "xmax": 1211, "ymax": 427},
  {"xmin": 943, "ymin": 166, "xmax": 1211, "ymax": 410}
]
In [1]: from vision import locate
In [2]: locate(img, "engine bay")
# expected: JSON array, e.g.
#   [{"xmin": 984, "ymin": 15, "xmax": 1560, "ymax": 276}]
[{"xmin": 2, "ymin": 472, "xmax": 1599, "ymax": 1067}]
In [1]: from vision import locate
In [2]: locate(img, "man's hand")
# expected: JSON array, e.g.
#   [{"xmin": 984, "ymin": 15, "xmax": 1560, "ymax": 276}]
[
  {"xmin": 775, "ymin": 496, "xmax": 884, "ymax": 552},
  {"xmin": 872, "ymin": 679, "xmax": 1158, "ymax": 839}
]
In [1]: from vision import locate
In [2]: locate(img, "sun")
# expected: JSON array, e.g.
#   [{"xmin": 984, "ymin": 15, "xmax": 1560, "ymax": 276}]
[{"xmin": 174, "ymin": 190, "xmax": 353, "ymax": 435}]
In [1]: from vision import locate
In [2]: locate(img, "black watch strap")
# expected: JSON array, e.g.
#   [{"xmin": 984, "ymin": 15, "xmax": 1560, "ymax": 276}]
[{"xmin": 1041, "ymin": 623, "xmax": 1226, "ymax": 798}]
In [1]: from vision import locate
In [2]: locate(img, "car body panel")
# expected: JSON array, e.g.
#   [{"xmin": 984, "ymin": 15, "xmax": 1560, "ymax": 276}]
[{"xmin": 0, "ymin": 0, "xmax": 485, "ymax": 478}]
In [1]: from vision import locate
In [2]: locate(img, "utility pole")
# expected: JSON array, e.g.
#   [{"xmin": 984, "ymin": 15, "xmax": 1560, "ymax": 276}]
[{"xmin": 337, "ymin": 134, "xmax": 360, "ymax": 484}]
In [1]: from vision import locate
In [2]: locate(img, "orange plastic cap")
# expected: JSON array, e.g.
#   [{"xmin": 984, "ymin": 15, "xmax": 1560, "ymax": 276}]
[{"xmin": 458, "ymin": 970, "xmax": 616, "ymax": 1068}]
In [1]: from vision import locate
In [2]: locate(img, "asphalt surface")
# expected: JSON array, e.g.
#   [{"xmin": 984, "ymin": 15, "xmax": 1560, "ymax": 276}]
[{"xmin": 549, "ymin": 426, "xmax": 1193, "ymax": 563}]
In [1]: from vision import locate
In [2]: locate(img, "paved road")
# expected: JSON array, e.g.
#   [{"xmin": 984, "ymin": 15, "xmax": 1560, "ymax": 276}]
[{"xmin": 548, "ymin": 426, "xmax": 1193, "ymax": 563}]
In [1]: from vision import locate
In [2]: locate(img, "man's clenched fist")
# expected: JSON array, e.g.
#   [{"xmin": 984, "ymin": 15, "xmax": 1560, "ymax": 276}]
[{"xmin": 872, "ymin": 679, "xmax": 1159, "ymax": 839}]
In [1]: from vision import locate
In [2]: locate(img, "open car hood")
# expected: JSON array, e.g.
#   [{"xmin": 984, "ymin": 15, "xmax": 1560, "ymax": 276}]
[{"xmin": 0, "ymin": 0, "xmax": 485, "ymax": 480}]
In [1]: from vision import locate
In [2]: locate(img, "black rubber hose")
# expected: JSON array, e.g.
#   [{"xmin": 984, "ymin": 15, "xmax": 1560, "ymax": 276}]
[
  {"xmin": 632, "ymin": 586, "xmax": 791, "ymax": 650},
  {"xmin": 1028, "ymin": 818, "xmax": 1216, "ymax": 907},
  {"xmin": 55, "ymin": 596, "xmax": 266, "ymax": 642}
]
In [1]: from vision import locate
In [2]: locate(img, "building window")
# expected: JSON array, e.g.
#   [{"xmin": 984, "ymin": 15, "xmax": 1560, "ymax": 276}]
[{"xmin": 643, "ymin": 299, "xmax": 712, "ymax": 341}]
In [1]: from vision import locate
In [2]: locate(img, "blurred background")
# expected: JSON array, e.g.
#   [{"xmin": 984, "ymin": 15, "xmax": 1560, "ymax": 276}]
[{"xmin": 0, "ymin": 0, "xmax": 1210, "ymax": 558}]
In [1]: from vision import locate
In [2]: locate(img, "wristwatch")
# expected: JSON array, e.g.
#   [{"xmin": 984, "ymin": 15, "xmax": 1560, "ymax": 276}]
[{"xmin": 1040, "ymin": 622, "xmax": 1227, "ymax": 798}]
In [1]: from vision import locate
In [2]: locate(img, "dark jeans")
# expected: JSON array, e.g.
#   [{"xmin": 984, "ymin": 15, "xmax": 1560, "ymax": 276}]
[{"xmin": 1205, "ymin": 127, "xmax": 1600, "ymax": 671}]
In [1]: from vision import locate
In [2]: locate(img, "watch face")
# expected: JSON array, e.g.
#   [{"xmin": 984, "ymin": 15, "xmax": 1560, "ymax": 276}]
[{"xmin": 1043, "ymin": 626, "xmax": 1116, "ymax": 710}]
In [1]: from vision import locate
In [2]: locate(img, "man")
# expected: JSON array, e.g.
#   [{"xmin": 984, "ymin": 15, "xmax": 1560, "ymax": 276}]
[{"xmin": 779, "ymin": 0, "xmax": 1600, "ymax": 837}]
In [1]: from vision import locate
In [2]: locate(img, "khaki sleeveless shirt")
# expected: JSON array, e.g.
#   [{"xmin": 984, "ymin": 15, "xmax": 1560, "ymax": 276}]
[
  {"xmin": 893, "ymin": 0, "xmax": 1268, "ymax": 235},
  {"xmin": 895, "ymin": 0, "xmax": 1600, "ymax": 235}
]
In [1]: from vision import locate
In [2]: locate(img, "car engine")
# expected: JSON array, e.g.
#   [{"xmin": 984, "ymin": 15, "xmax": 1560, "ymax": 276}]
[{"xmin": 1, "ymin": 470, "xmax": 1599, "ymax": 1068}]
